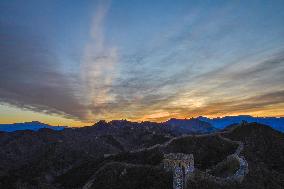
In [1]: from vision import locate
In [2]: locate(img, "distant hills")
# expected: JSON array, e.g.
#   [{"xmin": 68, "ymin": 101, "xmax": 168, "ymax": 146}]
[
  {"xmin": 198, "ymin": 115, "xmax": 284, "ymax": 132},
  {"xmin": 164, "ymin": 118, "xmax": 217, "ymax": 134},
  {"xmin": 0, "ymin": 118, "xmax": 216, "ymax": 134},
  {"xmin": 1, "ymin": 115, "xmax": 283, "ymax": 133},
  {"xmin": 0, "ymin": 121, "xmax": 66, "ymax": 132}
]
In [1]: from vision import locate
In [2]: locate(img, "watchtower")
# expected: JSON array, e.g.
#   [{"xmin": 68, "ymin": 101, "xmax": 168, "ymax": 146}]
[{"xmin": 163, "ymin": 153, "xmax": 194, "ymax": 189}]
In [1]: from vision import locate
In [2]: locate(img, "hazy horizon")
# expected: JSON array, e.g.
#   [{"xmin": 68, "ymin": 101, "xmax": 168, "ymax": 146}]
[{"xmin": 1, "ymin": 114, "xmax": 283, "ymax": 127}]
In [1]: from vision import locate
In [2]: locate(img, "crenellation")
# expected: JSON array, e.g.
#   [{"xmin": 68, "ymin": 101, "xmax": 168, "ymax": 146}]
[{"xmin": 163, "ymin": 153, "xmax": 195, "ymax": 189}]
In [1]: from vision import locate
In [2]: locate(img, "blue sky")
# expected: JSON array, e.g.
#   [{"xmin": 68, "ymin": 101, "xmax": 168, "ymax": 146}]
[{"xmin": 0, "ymin": 0, "xmax": 284, "ymax": 125}]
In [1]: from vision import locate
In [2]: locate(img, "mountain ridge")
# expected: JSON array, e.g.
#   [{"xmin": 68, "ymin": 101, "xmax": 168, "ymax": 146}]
[
  {"xmin": 0, "ymin": 120, "xmax": 283, "ymax": 189},
  {"xmin": 198, "ymin": 115, "xmax": 284, "ymax": 132},
  {"xmin": 1, "ymin": 115, "xmax": 283, "ymax": 133},
  {"xmin": 0, "ymin": 121, "xmax": 66, "ymax": 132},
  {"xmin": 164, "ymin": 118, "xmax": 217, "ymax": 134}
]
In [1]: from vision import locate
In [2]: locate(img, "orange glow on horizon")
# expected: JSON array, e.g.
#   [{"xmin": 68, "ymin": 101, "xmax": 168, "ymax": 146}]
[{"xmin": 1, "ymin": 103, "xmax": 283, "ymax": 127}]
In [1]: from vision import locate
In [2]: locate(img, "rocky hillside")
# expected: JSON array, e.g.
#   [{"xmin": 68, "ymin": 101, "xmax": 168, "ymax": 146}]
[
  {"xmin": 0, "ymin": 121, "xmax": 283, "ymax": 189},
  {"xmin": 186, "ymin": 122, "xmax": 284, "ymax": 189},
  {"xmin": 0, "ymin": 120, "xmax": 173, "ymax": 189}
]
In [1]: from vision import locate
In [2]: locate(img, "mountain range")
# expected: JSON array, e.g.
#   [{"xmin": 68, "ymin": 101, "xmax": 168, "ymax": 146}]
[
  {"xmin": 198, "ymin": 115, "xmax": 284, "ymax": 132},
  {"xmin": 164, "ymin": 118, "xmax": 217, "ymax": 134},
  {"xmin": 0, "ymin": 120, "xmax": 283, "ymax": 189},
  {"xmin": 0, "ymin": 121, "xmax": 66, "ymax": 132},
  {"xmin": 1, "ymin": 115, "xmax": 283, "ymax": 133}
]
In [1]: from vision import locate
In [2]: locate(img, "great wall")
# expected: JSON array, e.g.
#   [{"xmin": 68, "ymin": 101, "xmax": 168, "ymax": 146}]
[
  {"xmin": 87, "ymin": 123, "xmax": 249, "ymax": 189},
  {"xmin": 163, "ymin": 153, "xmax": 195, "ymax": 189},
  {"xmin": 160, "ymin": 124, "xmax": 249, "ymax": 189}
]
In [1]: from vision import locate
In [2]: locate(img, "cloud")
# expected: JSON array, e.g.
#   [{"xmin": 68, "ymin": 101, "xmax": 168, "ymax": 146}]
[
  {"xmin": 191, "ymin": 50, "xmax": 284, "ymax": 97},
  {"xmin": 80, "ymin": 19, "xmax": 284, "ymax": 122},
  {"xmin": 185, "ymin": 90, "xmax": 284, "ymax": 117},
  {"xmin": 81, "ymin": 0, "xmax": 119, "ymax": 119},
  {"xmin": 0, "ymin": 21, "xmax": 88, "ymax": 121},
  {"xmin": 110, "ymin": 49, "xmax": 284, "ymax": 121},
  {"xmin": 1, "ymin": 1, "xmax": 283, "ymax": 123}
]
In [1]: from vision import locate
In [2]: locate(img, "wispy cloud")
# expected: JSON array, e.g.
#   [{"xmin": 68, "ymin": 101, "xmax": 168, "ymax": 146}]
[
  {"xmin": 0, "ymin": 21, "xmax": 88, "ymax": 121},
  {"xmin": 0, "ymin": 1, "xmax": 283, "ymax": 124},
  {"xmin": 81, "ymin": 0, "xmax": 119, "ymax": 119}
]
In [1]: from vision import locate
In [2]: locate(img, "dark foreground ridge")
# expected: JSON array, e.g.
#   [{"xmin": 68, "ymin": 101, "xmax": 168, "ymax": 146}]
[{"xmin": 0, "ymin": 120, "xmax": 283, "ymax": 189}]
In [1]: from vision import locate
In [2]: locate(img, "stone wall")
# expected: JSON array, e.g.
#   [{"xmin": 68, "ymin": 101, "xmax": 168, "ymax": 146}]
[
  {"xmin": 163, "ymin": 153, "xmax": 194, "ymax": 189},
  {"xmin": 162, "ymin": 125, "xmax": 249, "ymax": 188}
]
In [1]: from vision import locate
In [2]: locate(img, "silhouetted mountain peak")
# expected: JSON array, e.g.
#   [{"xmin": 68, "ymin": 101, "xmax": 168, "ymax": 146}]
[
  {"xmin": 198, "ymin": 115, "xmax": 284, "ymax": 132},
  {"xmin": 0, "ymin": 121, "xmax": 66, "ymax": 132}
]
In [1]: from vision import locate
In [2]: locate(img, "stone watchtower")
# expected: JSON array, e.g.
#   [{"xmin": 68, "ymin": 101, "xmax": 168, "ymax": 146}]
[{"xmin": 163, "ymin": 153, "xmax": 195, "ymax": 189}]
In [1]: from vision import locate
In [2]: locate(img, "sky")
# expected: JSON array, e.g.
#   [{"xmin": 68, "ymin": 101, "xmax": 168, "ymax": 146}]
[{"xmin": 0, "ymin": 0, "xmax": 284, "ymax": 126}]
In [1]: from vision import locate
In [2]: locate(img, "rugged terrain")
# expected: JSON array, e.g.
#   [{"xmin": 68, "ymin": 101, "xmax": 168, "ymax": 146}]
[{"xmin": 0, "ymin": 121, "xmax": 283, "ymax": 189}]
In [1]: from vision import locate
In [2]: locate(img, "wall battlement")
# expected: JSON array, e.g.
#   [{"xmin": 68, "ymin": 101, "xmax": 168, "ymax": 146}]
[{"xmin": 163, "ymin": 153, "xmax": 195, "ymax": 189}]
